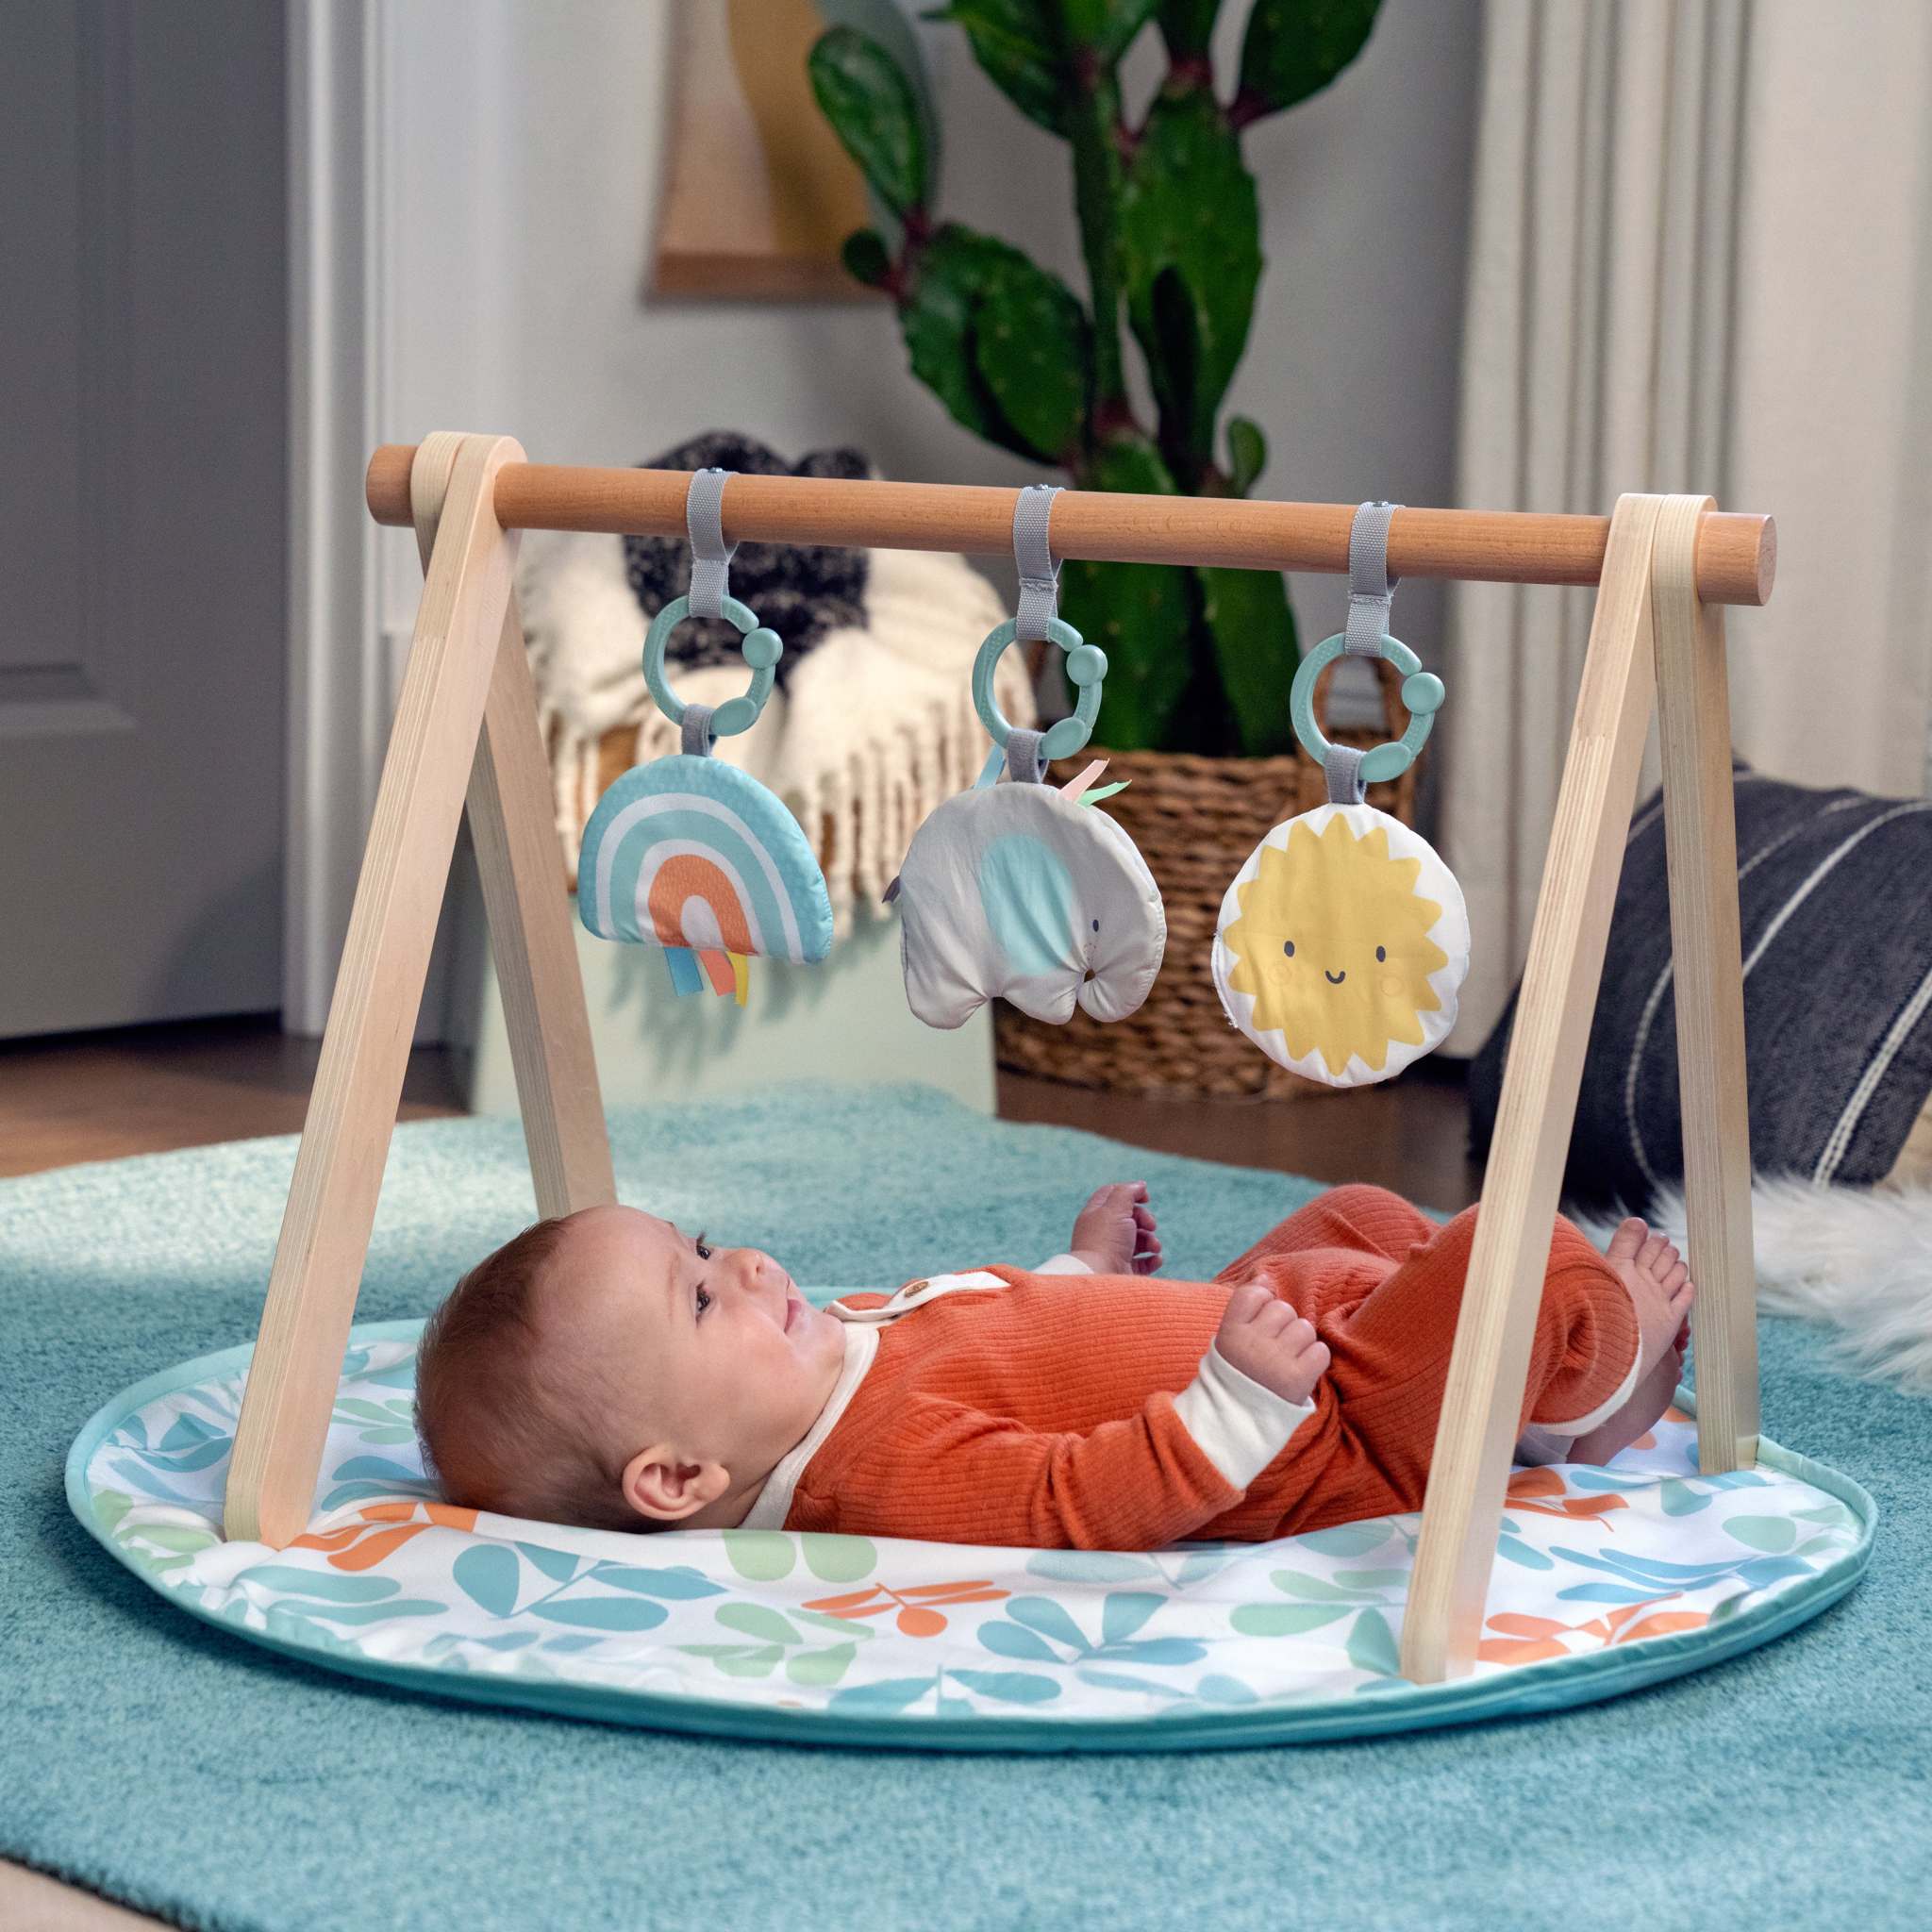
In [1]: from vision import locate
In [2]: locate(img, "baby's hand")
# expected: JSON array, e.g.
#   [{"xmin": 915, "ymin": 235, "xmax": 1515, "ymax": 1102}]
[
  {"xmin": 1070, "ymin": 1181, "xmax": 1161, "ymax": 1275},
  {"xmin": 1214, "ymin": 1284, "xmax": 1330, "ymax": 1405}
]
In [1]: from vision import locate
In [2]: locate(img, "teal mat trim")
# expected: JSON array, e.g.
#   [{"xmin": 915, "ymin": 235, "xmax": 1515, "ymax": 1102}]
[{"xmin": 66, "ymin": 1323, "xmax": 1876, "ymax": 1753}]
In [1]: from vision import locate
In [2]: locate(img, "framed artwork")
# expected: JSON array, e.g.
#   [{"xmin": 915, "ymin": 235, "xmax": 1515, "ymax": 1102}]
[{"xmin": 652, "ymin": 0, "xmax": 881, "ymax": 301}]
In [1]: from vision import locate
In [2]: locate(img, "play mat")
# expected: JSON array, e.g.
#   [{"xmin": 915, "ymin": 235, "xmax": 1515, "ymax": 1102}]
[{"xmin": 68, "ymin": 1314, "xmax": 1874, "ymax": 1751}]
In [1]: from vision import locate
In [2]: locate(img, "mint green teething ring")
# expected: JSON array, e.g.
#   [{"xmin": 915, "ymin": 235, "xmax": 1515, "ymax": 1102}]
[
  {"xmin": 973, "ymin": 617, "xmax": 1105, "ymax": 762},
  {"xmin": 643, "ymin": 594, "xmax": 781, "ymax": 738},
  {"xmin": 1290, "ymin": 631, "xmax": 1443, "ymax": 783}
]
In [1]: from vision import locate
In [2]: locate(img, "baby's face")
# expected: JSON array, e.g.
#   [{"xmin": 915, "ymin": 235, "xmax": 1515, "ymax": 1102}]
[{"xmin": 539, "ymin": 1204, "xmax": 843, "ymax": 1513}]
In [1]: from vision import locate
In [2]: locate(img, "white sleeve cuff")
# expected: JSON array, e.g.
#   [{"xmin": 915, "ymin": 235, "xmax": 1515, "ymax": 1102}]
[
  {"xmin": 1172, "ymin": 1343, "xmax": 1316, "ymax": 1491},
  {"xmin": 1034, "ymin": 1252, "xmax": 1093, "ymax": 1275}
]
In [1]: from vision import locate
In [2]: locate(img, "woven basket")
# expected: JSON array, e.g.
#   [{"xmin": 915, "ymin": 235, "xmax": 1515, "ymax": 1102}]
[{"xmin": 994, "ymin": 662, "xmax": 1420, "ymax": 1098}]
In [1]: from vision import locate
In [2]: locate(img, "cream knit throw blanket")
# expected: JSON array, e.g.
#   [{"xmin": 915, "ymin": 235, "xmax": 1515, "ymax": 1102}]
[{"xmin": 517, "ymin": 528, "xmax": 1036, "ymax": 933}]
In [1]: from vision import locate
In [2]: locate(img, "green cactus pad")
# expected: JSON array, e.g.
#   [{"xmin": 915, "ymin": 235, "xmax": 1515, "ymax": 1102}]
[
  {"xmin": 808, "ymin": 26, "xmax": 930, "ymax": 217},
  {"xmin": 901, "ymin": 225, "xmax": 1051, "ymax": 459},
  {"xmin": 841, "ymin": 229, "xmax": 892, "ymax": 288},
  {"xmin": 1155, "ymin": 0, "xmax": 1220, "ymax": 58},
  {"xmin": 974, "ymin": 258, "xmax": 1092, "ymax": 465},
  {"xmin": 1119, "ymin": 92, "xmax": 1262, "ymax": 464},
  {"xmin": 929, "ymin": 0, "xmax": 1068, "ymax": 136},
  {"xmin": 1064, "ymin": 0, "xmax": 1163, "ymax": 62},
  {"xmin": 1195, "ymin": 561, "xmax": 1300, "ymax": 758},
  {"xmin": 1225, "ymin": 415, "xmax": 1268, "ymax": 496},
  {"xmin": 1059, "ymin": 440, "xmax": 1196, "ymax": 751},
  {"xmin": 1239, "ymin": 0, "xmax": 1382, "ymax": 118}
]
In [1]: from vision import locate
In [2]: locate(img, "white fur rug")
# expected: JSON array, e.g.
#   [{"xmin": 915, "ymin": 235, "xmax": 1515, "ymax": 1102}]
[{"xmin": 1573, "ymin": 1177, "xmax": 1932, "ymax": 1392}]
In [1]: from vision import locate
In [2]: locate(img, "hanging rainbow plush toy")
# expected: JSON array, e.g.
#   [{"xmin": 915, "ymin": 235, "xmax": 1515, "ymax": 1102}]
[
  {"xmin": 576, "ymin": 467, "xmax": 834, "ymax": 1002},
  {"xmin": 1212, "ymin": 502, "xmax": 1470, "ymax": 1087}
]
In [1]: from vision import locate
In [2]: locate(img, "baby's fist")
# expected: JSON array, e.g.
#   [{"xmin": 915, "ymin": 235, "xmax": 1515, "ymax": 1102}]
[{"xmin": 1214, "ymin": 1284, "xmax": 1330, "ymax": 1406}]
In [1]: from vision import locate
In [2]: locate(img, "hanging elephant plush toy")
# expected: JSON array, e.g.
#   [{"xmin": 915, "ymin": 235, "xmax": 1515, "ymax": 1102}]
[
  {"xmin": 888, "ymin": 487, "xmax": 1167, "ymax": 1031},
  {"xmin": 1212, "ymin": 502, "xmax": 1471, "ymax": 1086}
]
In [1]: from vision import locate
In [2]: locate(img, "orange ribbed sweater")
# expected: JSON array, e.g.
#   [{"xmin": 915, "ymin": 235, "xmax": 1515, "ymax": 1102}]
[{"xmin": 782, "ymin": 1185, "xmax": 1639, "ymax": 1550}]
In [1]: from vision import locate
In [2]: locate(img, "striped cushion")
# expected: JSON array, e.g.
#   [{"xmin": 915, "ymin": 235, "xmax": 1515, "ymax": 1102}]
[{"xmin": 1471, "ymin": 766, "xmax": 1932, "ymax": 1212}]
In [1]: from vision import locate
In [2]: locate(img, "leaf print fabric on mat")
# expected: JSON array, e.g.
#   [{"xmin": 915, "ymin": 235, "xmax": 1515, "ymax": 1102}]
[{"xmin": 71, "ymin": 1328, "xmax": 1874, "ymax": 1744}]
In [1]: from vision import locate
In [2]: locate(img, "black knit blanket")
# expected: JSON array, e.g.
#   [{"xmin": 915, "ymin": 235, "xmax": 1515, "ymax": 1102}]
[
  {"xmin": 1470, "ymin": 765, "xmax": 1932, "ymax": 1211},
  {"xmin": 622, "ymin": 431, "xmax": 871, "ymax": 685}
]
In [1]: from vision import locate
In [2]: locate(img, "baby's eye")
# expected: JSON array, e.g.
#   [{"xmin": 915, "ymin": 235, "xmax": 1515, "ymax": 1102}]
[
  {"xmin": 693, "ymin": 1231, "xmax": 713, "ymax": 1260},
  {"xmin": 695, "ymin": 1286, "xmax": 711, "ymax": 1316}
]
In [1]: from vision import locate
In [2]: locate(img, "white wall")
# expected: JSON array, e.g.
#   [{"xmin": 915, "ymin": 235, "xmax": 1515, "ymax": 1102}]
[{"xmin": 295, "ymin": 0, "xmax": 1478, "ymax": 1037}]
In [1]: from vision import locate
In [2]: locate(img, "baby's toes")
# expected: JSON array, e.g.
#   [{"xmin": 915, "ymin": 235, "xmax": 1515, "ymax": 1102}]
[
  {"xmin": 1639, "ymin": 1231, "xmax": 1675, "ymax": 1275},
  {"xmin": 1606, "ymin": 1218, "xmax": 1648, "ymax": 1266}
]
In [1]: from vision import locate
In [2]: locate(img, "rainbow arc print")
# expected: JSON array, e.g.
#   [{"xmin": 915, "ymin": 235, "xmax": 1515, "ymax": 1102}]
[{"xmin": 577, "ymin": 764, "xmax": 833, "ymax": 1002}]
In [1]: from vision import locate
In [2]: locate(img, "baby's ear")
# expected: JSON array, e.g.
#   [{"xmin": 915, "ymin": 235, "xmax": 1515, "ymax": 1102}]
[{"xmin": 621, "ymin": 1444, "xmax": 729, "ymax": 1524}]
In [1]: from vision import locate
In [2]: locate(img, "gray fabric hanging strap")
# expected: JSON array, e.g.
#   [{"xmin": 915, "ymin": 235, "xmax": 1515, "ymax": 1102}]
[
  {"xmin": 686, "ymin": 466, "xmax": 737, "ymax": 619},
  {"xmin": 1013, "ymin": 484, "xmax": 1064, "ymax": 641},
  {"xmin": 1005, "ymin": 725, "xmax": 1048, "ymax": 785},
  {"xmin": 681, "ymin": 702, "xmax": 717, "ymax": 758},
  {"xmin": 1344, "ymin": 499, "xmax": 1402, "ymax": 658},
  {"xmin": 1324, "ymin": 742, "xmax": 1368, "ymax": 807}
]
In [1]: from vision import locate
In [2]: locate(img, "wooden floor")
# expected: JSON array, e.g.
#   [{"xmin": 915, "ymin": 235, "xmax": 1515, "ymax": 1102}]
[
  {"xmin": 0, "ymin": 1014, "xmax": 468, "ymax": 1178},
  {"xmin": 2, "ymin": 1014, "xmax": 1475, "ymax": 1928},
  {"xmin": 999, "ymin": 1065, "xmax": 1480, "ymax": 1213},
  {"xmin": 2, "ymin": 1015, "xmax": 1480, "ymax": 1204}
]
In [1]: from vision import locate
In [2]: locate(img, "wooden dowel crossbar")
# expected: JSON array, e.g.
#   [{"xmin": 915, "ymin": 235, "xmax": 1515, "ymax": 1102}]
[
  {"xmin": 225, "ymin": 435, "xmax": 1765, "ymax": 1699},
  {"xmin": 364, "ymin": 443, "xmax": 1776, "ymax": 607}
]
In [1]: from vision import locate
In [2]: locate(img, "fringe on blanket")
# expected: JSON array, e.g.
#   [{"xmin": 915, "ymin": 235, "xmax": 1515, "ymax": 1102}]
[
  {"xmin": 517, "ymin": 531, "xmax": 1036, "ymax": 935},
  {"xmin": 1571, "ymin": 1175, "xmax": 1932, "ymax": 1394}
]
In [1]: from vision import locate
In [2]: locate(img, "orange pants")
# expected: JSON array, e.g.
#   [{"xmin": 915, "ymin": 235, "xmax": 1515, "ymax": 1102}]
[{"xmin": 1198, "ymin": 1185, "xmax": 1640, "ymax": 1539}]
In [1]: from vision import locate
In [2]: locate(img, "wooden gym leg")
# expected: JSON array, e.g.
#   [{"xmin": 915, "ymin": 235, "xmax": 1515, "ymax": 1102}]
[
  {"xmin": 1399, "ymin": 493, "xmax": 1666, "ymax": 1683},
  {"xmin": 408, "ymin": 438, "xmax": 616, "ymax": 1220},
  {"xmin": 225, "ymin": 434, "xmax": 525, "ymax": 1546},
  {"xmin": 1651, "ymin": 495, "xmax": 1759, "ymax": 1473}
]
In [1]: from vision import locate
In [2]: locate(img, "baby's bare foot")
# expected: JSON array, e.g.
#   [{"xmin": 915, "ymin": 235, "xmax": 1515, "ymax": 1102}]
[
  {"xmin": 1569, "ymin": 1218, "xmax": 1695, "ymax": 1464},
  {"xmin": 1604, "ymin": 1217, "xmax": 1695, "ymax": 1374},
  {"xmin": 1071, "ymin": 1182, "xmax": 1161, "ymax": 1274}
]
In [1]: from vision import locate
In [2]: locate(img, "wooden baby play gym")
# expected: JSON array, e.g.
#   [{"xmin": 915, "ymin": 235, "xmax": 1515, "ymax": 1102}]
[{"xmin": 214, "ymin": 433, "xmax": 1774, "ymax": 1688}]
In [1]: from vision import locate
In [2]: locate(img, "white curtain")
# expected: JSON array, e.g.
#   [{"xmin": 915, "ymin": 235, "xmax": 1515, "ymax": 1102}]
[{"xmin": 1440, "ymin": 0, "xmax": 1932, "ymax": 1050}]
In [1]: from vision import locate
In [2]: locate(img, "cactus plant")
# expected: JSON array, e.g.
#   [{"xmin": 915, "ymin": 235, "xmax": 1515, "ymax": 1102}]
[{"xmin": 809, "ymin": 0, "xmax": 1382, "ymax": 756}]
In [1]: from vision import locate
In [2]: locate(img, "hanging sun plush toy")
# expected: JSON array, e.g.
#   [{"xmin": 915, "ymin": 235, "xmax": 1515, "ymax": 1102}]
[{"xmin": 1212, "ymin": 502, "xmax": 1470, "ymax": 1088}]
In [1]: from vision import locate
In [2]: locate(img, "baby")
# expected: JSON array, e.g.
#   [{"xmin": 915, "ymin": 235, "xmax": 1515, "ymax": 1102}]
[{"xmin": 415, "ymin": 1181, "xmax": 1694, "ymax": 1550}]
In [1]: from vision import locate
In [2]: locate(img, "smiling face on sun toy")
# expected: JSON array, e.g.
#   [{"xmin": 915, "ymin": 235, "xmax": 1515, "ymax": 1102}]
[{"xmin": 1212, "ymin": 804, "xmax": 1471, "ymax": 1087}]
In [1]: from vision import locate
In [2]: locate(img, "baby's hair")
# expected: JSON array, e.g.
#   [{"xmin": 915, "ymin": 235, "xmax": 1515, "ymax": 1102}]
[{"xmin": 416, "ymin": 1217, "xmax": 662, "ymax": 1534}]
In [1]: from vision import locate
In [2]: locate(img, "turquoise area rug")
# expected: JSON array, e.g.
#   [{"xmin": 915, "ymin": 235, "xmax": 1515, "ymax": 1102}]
[{"xmin": 5, "ymin": 1084, "xmax": 1928, "ymax": 1929}]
